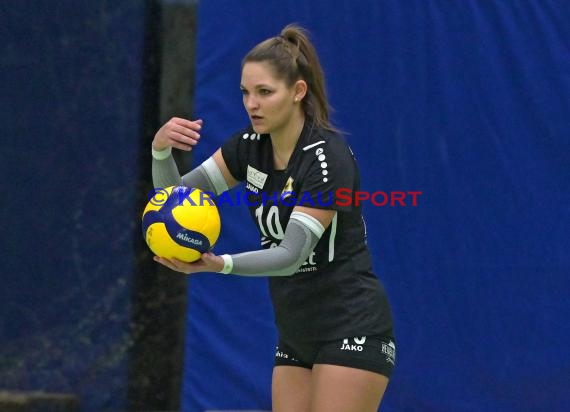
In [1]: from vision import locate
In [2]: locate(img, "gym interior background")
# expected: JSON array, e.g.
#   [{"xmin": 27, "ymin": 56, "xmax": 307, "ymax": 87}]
[{"xmin": 1, "ymin": 1, "xmax": 568, "ymax": 411}]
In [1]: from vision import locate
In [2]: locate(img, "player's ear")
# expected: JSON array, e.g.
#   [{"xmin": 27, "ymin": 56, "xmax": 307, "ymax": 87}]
[{"xmin": 294, "ymin": 80, "xmax": 307, "ymax": 102}]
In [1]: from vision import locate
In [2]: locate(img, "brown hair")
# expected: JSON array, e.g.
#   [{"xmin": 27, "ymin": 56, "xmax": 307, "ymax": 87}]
[{"xmin": 242, "ymin": 24, "xmax": 336, "ymax": 132}]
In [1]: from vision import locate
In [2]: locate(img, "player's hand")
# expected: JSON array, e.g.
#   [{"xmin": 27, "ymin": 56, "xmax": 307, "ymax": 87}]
[
  {"xmin": 153, "ymin": 252, "xmax": 225, "ymax": 274},
  {"xmin": 152, "ymin": 117, "xmax": 203, "ymax": 152}
]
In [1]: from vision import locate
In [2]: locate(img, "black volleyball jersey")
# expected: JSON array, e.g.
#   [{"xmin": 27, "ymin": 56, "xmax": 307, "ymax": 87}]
[{"xmin": 221, "ymin": 122, "xmax": 393, "ymax": 342}]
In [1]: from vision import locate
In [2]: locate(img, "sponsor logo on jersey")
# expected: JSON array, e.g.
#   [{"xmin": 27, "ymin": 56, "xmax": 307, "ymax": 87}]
[
  {"xmin": 275, "ymin": 346, "xmax": 299, "ymax": 362},
  {"xmin": 381, "ymin": 339, "xmax": 396, "ymax": 365},
  {"xmin": 295, "ymin": 251, "xmax": 317, "ymax": 273},
  {"xmin": 245, "ymin": 182, "xmax": 259, "ymax": 193},
  {"xmin": 281, "ymin": 176, "xmax": 294, "ymax": 199},
  {"xmin": 246, "ymin": 165, "xmax": 268, "ymax": 190},
  {"xmin": 340, "ymin": 336, "xmax": 367, "ymax": 352}
]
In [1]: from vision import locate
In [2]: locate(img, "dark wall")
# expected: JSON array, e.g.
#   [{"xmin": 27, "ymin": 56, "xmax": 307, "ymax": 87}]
[
  {"xmin": 128, "ymin": 1, "xmax": 198, "ymax": 411},
  {"xmin": 0, "ymin": 1, "xmax": 193, "ymax": 410}
]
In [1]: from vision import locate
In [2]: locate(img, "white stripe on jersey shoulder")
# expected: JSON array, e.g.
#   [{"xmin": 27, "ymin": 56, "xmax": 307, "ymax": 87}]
[
  {"xmin": 290, "ymin": 211, "xmax": 326, "ymax": 238},
  {"xmin": 201, "ymin": 156, "xmax": 229, "ymax": 195},
  {"xmin": 302, "ymin": 140, "xmax": 325, "ymax": 151}
]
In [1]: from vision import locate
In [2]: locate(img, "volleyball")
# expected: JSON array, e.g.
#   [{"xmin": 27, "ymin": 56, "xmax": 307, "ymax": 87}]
[{"xmin": 142, "ymin": 186, "xmax": 221, "ymax": 262}]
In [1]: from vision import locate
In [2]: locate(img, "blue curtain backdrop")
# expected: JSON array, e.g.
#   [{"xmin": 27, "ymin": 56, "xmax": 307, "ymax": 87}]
[
  {"xmin": 0, "ymin": 1, "xmax": 145, "ymax": 410},
  {"xmin": 184, "ymin": 1, "xmax": 570, "ymax": 411}
]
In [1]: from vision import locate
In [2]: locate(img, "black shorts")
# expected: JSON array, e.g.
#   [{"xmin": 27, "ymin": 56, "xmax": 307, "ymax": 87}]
[{"xmin": 274, "ymin": 333, "xmax": 396, "ymax": 378}]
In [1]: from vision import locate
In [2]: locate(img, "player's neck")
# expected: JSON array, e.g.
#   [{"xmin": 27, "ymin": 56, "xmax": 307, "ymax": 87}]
[{"xmin": 270, "ymin": 113, "xmax": 305, "ymax": 162}]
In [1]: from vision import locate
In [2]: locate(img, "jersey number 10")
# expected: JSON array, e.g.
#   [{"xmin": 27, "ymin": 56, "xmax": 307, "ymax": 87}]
[{"xmin": 255, "ymin": 205, "xmax": 285, "ymax": 240}]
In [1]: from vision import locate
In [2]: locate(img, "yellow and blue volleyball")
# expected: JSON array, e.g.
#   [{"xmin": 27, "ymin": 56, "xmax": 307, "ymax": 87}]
[{"xmin": 142, "ymin": 186, "xmax": 221, "ymax": 262}]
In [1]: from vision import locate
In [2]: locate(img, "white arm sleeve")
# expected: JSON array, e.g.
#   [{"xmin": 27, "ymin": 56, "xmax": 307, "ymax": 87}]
[
  {"xmin": 152, "ymin": 153, "xmax": 228, "ymax": 195},
  {"xmin": 222, "ymin": 211, "xmax": 328, "ymax": 277}
]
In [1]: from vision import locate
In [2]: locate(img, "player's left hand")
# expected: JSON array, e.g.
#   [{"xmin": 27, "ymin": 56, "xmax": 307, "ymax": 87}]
[{"xmin": 153, "ymin": 252, "xmax": 224, "ymax": 274}]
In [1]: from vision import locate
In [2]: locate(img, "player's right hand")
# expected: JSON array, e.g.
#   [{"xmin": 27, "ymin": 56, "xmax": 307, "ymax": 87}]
[{"xmin": 152, "ymin": 117, "xmax": 202, "ymax": 152}]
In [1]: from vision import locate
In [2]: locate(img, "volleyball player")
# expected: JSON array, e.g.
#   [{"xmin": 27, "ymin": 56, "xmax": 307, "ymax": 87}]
[{"xmin": 151, "ymin": 24, "xmax": 396, "ymax": 411}]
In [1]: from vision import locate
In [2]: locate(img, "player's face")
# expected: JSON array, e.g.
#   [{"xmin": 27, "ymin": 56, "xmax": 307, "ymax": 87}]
[{"xmin": 240, "ymin": 62, "xmax": 299, "ymax": 135}]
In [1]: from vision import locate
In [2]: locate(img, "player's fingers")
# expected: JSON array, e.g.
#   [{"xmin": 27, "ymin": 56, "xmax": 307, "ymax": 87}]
[
  {"xmin": 171, "ymin": 117, "xmax": 203, "ymax": 132},
  {"xmin": 169, "ymin": 257, "xmax": 189, "ymax": 267},
  {"xmin": 170, "ymin": 140, "xmax": 193, "ymax": 152},
  {"xmin": 170, "ymin": 257, "xmax": 205, "ymax": 274},
  {"xmin": 168, "ymin": 123, "xmax": 201, "ymax": 140},
  {"xmin": 169, "ymin": 131, "xmax": 200, "ymax": 146},
  {"xmin": 200, "ymin": 252, "xmax": 216, "ymax": 264},
  {"xmin": 154, "ymin": 256, "xmax": 177, "ymax": 271},
  {"xmin": 164, "ymin": 132, "xmax": 200, "ymax": 151}
]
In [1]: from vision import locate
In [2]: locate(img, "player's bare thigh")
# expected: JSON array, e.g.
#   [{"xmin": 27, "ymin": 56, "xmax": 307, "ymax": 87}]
[
  {"xmin": 272, "ymin": 365, "xmax": 312, "ymax": 412},
  {"xmin": 310, "ymin": 364, "xmax": 389, "ymax": 412}
]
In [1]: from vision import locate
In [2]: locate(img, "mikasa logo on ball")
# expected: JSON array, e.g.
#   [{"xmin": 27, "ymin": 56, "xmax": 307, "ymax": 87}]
[{"xmin": 176, "ymin": 232, "xmax": 203, "ymax": 246}]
